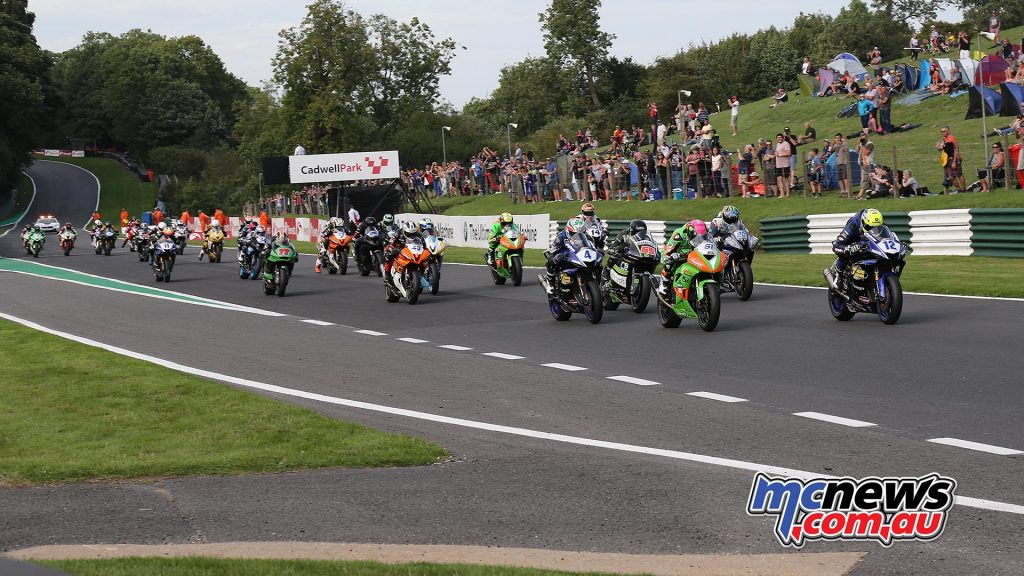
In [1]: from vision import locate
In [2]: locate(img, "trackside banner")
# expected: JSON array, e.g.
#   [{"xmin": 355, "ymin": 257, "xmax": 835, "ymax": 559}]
[
  {"xmin": 288, "ymin": 150, "xmax": 400, "ymax": 184},
  {"xmin": 395, "ymin": 213, "xmax": 550, "ymax": 249}
]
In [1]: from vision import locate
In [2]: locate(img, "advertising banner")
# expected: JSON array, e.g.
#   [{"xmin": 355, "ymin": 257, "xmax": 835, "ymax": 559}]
[
  {"xmin": 288, "ymin": 150, "xmax": 400, "ymax": 184},
  {"xmin": 395, "ymin": 213, "xmax": 550, "ymax": 249}
]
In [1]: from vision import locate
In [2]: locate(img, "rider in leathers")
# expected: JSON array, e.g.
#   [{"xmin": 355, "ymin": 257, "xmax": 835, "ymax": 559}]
[{"xmin": 824, "ymin": 208, "xmax": 883, "ymax": 289}]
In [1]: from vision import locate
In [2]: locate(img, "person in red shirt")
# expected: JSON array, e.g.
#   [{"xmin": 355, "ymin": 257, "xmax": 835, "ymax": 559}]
[
  {"xmin": 180, "ymin": 209, "xmax": 191, "ymax": 228},
  {"xmin": 198, "ymin": 211, "xmax": 210, "ymax": 232},
  {"xmin": 120, "ymin": 208, "xmax": 129, "ymax": 228},
  {"xmin": 214, "ymin": 208, "xmax": 226, "ymax": 229},
  {"xmin": 259, "ymin": 210, "xmax": 270, "ymax": 229},
  {"xmin": 153, "ymin": 208, "xmax": 163, "ymax": 225}
]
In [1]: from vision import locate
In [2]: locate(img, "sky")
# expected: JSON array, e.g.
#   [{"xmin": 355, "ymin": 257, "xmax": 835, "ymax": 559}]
[{"xmin": 29, "ymin": 0, "xmax": 962, "ymax": 108}]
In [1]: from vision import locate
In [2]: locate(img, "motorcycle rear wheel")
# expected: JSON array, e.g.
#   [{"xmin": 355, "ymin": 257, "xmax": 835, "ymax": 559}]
[
  {"xmin": 491, "ymin": 265, "xmax": 507, "ymax": 285},
  {"xmin": 385, "ymin": 282, "xmax": 400, "ymax": 303},
  {"xmin": 429, "ymin": 261, "xmax": 440, "ymax": 295},
  {"xmin": 658, "ymin": 295, "xmax": 681, "ymax": 328},
  {"xmin": 549, "ymin": 299, "xmax": 572, "ymax": 321},
  {"xmin": 829, "ymin": 288, "xmax": 855, "ymax": 321}
]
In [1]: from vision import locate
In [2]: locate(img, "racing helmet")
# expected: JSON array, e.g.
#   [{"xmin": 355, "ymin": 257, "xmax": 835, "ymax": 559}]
[
  {"xmin": 276, "ymin": 231, "xmax": 287, "ymax": 243},
  {"xmin": 419, "ymin": 217, "xmax": 434, "ymax": 232},
  {"xmin": 861, "ymin": 208, "xmax": 883, "ymax": 233},
  {"xmin": 382, "ymin": 214, "xmax": 394, "ymax": 226},
  {"xmin": 64, "ymin": 222, "xmax": 73, "ymax": 229},
  {"xmin": 104, "ymin": 221, "xmax": 111, "ymax": 227},
  {"xmin": 94, "ymin": 219, "xmax": 102, "ymax": 227},
  {"xmin": 402, "ymin": 221, "xmax": 417, "ymax": 235},
  {"xmin": 157, "ymin": 222, "xmax": 167, "ymax": 230},
  {"xmin": 163, "ymin": 228, "xmax": 174, "ymax": 237},
  {"xmin": 211, "ymin": 218, "xmax": 220, "ymax": 227},
  {"xmin": 148, "ymin": 224, "xmax": 158, "ymax": 232},
  {"xmin": 255, "ymin": 225, "xmax": 266, "ymax": 234},
  {"xmin": 499, "ymin": 212, "xmax": 513, "ymax": 225},
  {"xmin": 581, "ymin": 203, "xmax": 595, "ymax": 217},
  {"xmin": 628, "ymin": 219, "xmax": 647, "ymax": 235},
  {"xmin": 683, "ymin": 219, "xmax": 707, "ymax": 240},
  {"xmin": 364, "ymin": 216, "xmax": 377, "ymax": 227},
  {"xmin": 330, "ymin": 217, "xmax": 342, "ymax": 227},
  {"xmin": 565, "ymin": 217, "xmax": 585, "ymax": 234},
  {"xmin": 721, "ymin": 205, "xmax": 740, "ymax": 224}
]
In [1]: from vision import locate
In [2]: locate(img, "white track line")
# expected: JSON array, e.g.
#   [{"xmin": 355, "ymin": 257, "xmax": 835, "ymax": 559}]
[
  {"xmin": 354, "ymin": 329, "xmax": 388, "ymax": 336},
  {"xmin": 301, "ymin": 319, "xmax": 334, "ymax": 326},
  {"xmin": 927, "ymin": 438, "xmax": 1023, "ymax": 456},
  {"xmin": 606, "ymin": 375, "xmax": 660, "ymax": 387},
  {"xmin": 0, "ymin": 170, "xmax": 36, "ymax": 237},
  {"xmin": 35, "ymin": 159, "xmax": 101, "ymax": 229},
  {"xmin": 397, "ymin": 337, "xmax": 430, "ymax": 344},
  {"xmin": 438, "ymin": 345, "xmax": 473, "ymax": 351},
  {"xmin": 3, "ymin": 310, "xmax": 1021, "ymax": 517},
  {"xmin": 541, "ymin": 363, "xmax": 587, "ymax": 372},
  {"xmin": 755, "ymin": 282, "xmax": 1024, "ymax": 303},
  {"xmin": 687, "ymin": 391, "xmax": 747, "ymax": 403},
  {"xmin": 794, "ymin": 412, "xmax": 877, "ymax": 428},
  {"xmin": 482, "ymin": 352, "xmax": 524, "ymax": 360}
]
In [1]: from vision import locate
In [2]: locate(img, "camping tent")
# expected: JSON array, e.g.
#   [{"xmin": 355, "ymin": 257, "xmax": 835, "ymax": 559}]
[
  {"xmin": 935, "ymin": 58, "xmax": 955, "ymax": 82},
  {"xmin": 919, "ymin": 60, "xmax": 931, "ymax": 89},
  {"xmin": 818, "ymin": 68, "xmax": 836, "ymax": 95},
  {"xmin": 955, "ymin": 59, "xmax": 978, "ymax": 87},
  {"xmin": 898, "ymin": 64, "xmax": 918, "ymax": 91},
  {"xmin": 965, "ymin": 85, "xmax": 1002, "ymax": 119},
  {"xmin": 978, "ymin": 55, "xmax": 1010, "ymax": 86},
  {"xmin": 826, "ymin": 53, "xmax": 867, "ymax": 78},
  {"xmin": 1001, "ymin": 82, "xmax": 1024, "ymax": 116}
]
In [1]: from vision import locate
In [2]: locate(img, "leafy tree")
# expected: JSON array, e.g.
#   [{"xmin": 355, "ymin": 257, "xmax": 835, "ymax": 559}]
[
  {"xmin": 871, "ymin": 0, "xmax": 948, "ymax": 26},
  {"xmin": 0, "ymin": 0, "xmax": 49, "ymax": 196},
  {"xmin": 485, "ymin": 56, "xmax": 571, "ymax": 135},
  {"xmin": 539, "ymin": 0, "xmax": 615, "ymax": 110}
]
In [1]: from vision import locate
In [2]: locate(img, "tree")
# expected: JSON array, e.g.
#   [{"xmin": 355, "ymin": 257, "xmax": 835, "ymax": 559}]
[
  {"xmin": 0, "ymin": 0, "xmax": 49, "ymax": 197},
  {"xmin": 539, "ymin": 0, "xmax": 615, "ymax": 110},
  {"xmin": 871, "ymin": 0, "xmax": 948, "ymax": 26}
]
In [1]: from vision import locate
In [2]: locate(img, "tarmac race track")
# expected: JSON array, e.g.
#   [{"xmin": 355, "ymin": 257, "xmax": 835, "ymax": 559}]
[{"xmin": 1, "ymin": 159, "xmax": 1022, "ymax": 575}]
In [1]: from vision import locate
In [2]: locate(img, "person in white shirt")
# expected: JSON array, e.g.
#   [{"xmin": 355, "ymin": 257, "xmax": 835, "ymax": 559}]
[
  {"xmin": 347, "ymin": 206, "xmax": 360, "ymax": 225},
  {"xmin": 729, "ymin": 96, "xmax": 740, "ymax": 136},
  {"xmin": 294, "ymin": 144, "xmax": 306, "ymax": 156}
]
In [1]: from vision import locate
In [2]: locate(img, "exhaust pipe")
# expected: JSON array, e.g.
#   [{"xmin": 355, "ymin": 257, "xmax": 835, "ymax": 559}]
[{"xmin": 823, "ymin": 268, "xmax": 850, "ymax": 301}]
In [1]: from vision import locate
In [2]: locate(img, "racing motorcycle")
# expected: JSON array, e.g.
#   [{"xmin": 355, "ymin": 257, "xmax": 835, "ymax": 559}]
[
  {"xmin": 538, "ymin": 232, "xmax": 604, "ymax": 324},
  {"xmin": 354, "ymin": 227, "xmax": 384, "ymax": 277},
  {"xmin": 238, "ymin": 236, "xmax": 266, "ymax": 280},
  {"xmin": 602, "ymin": 231, "xmax": 660, "ymax": 313},
  {"xmin": 152, "ymin": 235, "xmax": 177, "ymax": 283},
  {"xmin": 262, "ymin": 242, "xmax": 298, "ymax": 296},
  {"xmin": 323, "ymin": 229, "xmax": 352, "ymax": 275},
  {"xmin": 655, "ymin": 236, "xmax": 723, "ymax": 332},
  {"xmin": 97, "ymin": 227, "xmax": 117, "ymax": 256},
  {"xmin": 246, "ymin": 235, "xmax": 270, "ymax": 280},
  {"xmin": 488, "ymin": 225, "xmax": 526, "ymax": 287},
  {"xmin": 123, "ymin": 224, "xmax": 140, "ymax": 251},
  {"xmin": 135, "ymin": 229, "xmax": 153, "ymax": 262},
  {"xmin": 59, "ymin": 229, "xmax": 77, "ymax": 256},
  {"xmin": 173, "ymin": 224, "xmax": 189, "ymax": 254},
  {"xmin": 27, "ymin": 229, "xmax": 46, "ymax": 258},
  {"xmin": 824, "ymin": 225, "xmax": 908, "ymax": 325},
  {"xmin": 719, "ymin": 229, "xmax": 758, "ymax": 301},
  {"xmin": 423, "ymin": 232, "xmax": 446, "ymax": 295},
  {"xmin": 203, "ymin": 227, "xmax": 225, "ymax": 263},
  {"xmin": 385, "ymin": 236, "xmax": 431, "ymax": 305}
]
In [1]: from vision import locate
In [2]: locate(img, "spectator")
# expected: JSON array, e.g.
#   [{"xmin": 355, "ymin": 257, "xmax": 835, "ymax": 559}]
[
  {"xmin": 937, "ymin": 126, "xmax": 964, "ymax": 193},
  {"xmin": 898, "ymin": 169, "xmax": 922, "ymax": 197},
  {"xmin": 857, "ymin": 93, "xmax": 875, "ymax": 136},
  {"xmin": 737, "ymin": 144, "xmax": 754, "ymax": 179},
  {"xmin": 783, "ymin": 127, "xmax": 799, "ymax": 189},
  {"xmin": 877, "ymin": 84, "xmax": 892, "ymax": 133},
  {"xmin": 909, "ymin": 33, "xmax": 921, "ymax": 61},
  {"xmin": 773, "ymin": 133, "xmax": 792, "ymax": 198},
  {"xmin": 807, "ymin": 148, "xmax": 823, "ymax": 197},
  {"xmin": 855, "ymin": 135, "xmax": 875, "ymax": 200},
  {"xmin": 958, "ymin": 31, "xmax": 971, "ymax": 60},
  {"xmin": 741, "ymin": 171, "xmax": 765, "ymax": 197},
  {"xmin": 710, "ymin": 145, "xmax": 727, "ymax": 197},
  {"xmin": 978, "ymin": 142, "xmax": 1005, "ymax": 192},
  {"xmin": 729, "ymin": 96, "xmax": 739, "ymax": 136},
  {"xmin": 801, "ymin": 56, "xmax": 813, "ymax": 75},
  {"xmin": 866, "ymin": 165, "xmax": 893, "ymax": 198},
  {"xmin": 686, "ymin": 146, "xmax": 701, "ymax": 195},
  {"xmin": 769, "ymin": 88, "xmax": 788, "ymax": 108},
  {"xmin": 798, "ymin": 121, "xmax": 817, "ymax": 144},
  {"xmin": 868, "ymin": 46, "xmax": 882, "ymax": 66},
  {"xmin": 990, "ymin": 10, "xmax": 1002, "ymax": 44},
  {"xmin": 294, "ymin": 144, "xmax": 306, "ymax": 156},
  {"xmin": 657, "ymin": 122, "xmax": 668, "ymax": 146},
  {"xmin": 930, "ymin": 26, "xmax": 941, "ymax": 54},
  {"xmin": 259, "ymin": 210, "xmax": 270, "ymax": 228}
]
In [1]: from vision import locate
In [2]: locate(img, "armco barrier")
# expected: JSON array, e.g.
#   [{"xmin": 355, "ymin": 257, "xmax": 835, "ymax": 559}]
[
  {"xmin": 761, "ymin": 216, "xmax": 811, "ymax": 253},
  {"xmin": 909, "ymin": 209, "xmax": 971, "ymax": 256},
  {"xmin": 970, "ymin": 208, "xmax": 1024, "ymax": 258}
]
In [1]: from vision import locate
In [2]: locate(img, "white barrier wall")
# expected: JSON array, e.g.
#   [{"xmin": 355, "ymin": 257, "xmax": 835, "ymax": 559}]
[
  {"xmin": 395, "ymin": 213, "xmax": 550, "ymax": 249},
  {"xmin": 808, "ymin": 213, "xmax": 856, "ymax": 254},
  {"xmin": 909, "ymin": 209, "xmax": 972, "ymax": 256}
]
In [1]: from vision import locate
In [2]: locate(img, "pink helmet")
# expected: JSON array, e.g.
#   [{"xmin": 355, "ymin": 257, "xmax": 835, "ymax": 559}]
[{"xmin": 689, "ymin": 219, "xmax": 707, "ymax": 236}]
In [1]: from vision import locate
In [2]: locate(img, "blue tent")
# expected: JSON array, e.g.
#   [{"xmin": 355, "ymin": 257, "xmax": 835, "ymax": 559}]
[
  {"xmin": 965, "ymin": 85, "xmax": 1002, "ymax": 119},
  {"xmin": 823, "ymin": 149, "xmax": 861, "ymax": 191},
  {"xmin": 898, "ymin": 64, "xmax": 917, "ymax": 91},
  {"xmin": 919, "ymin": 60, "xmax": 931, "ymax": 89},
  {"xmin": 1001, "ymin": 82, "xmax": 1024, "ymax": 117}
]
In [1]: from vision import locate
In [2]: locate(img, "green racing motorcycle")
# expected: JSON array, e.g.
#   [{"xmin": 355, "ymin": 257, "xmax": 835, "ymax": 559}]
[
  {"xmin": 655, "ymin": 237, "xmax": 724, "ymax": 332},
  {"xmin": 262, "ymin": 243, "xmax": 298, "ymax": 297}
]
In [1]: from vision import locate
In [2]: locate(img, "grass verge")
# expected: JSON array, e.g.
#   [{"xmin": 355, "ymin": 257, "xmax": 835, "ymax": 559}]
[
  {"xmin": 36, "ymin": 558, "xmax": 617, "ymax": 576},
  {"xmin": 41, "ymin": 157, "xmax": 158, "ymax": 222},
  {"xmin": 0, "ymin": 319, "xmax": 445, "ymax": 486}
]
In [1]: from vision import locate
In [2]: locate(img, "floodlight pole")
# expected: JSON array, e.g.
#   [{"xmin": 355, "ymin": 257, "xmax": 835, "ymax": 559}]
[{"xmin": 441, "ymin": 127, "xmax": 448, "ymax": 165}]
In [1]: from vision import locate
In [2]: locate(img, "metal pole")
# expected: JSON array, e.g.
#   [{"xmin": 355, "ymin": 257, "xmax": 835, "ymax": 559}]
[
  {"xmin": 507, "ymin": 124, "xmax": 512, "ymax": 159},
  {"xmin": 979, "ymin": 33, "xmax": 990, "ymax": 189},
  {"xmin": 442, "ymin": 128, "xmax": 447, "ymax": 165}
]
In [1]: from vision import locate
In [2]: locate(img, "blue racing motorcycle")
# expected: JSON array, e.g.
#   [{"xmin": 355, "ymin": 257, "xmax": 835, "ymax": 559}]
[
  {"xmin": 825, "ymin": 224, "xmax": 909, "ymax": 325},
  {"xmin": 538, "ymin": 232, "xmax": 604, "ymax": 324}
]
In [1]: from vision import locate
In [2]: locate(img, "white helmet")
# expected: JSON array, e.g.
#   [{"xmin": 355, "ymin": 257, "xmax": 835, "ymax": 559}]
[
  {"xmin": 94, "ymin": 219, "xmax": 102, "ymax": 226},
  {"xmin": 157, "ymin": 221, "xmax": 167, "ymax": 230},
  {"xmin": 402, "ymin": 221, "xmax": 417, "ymax": 235},
  {"xmin": 255, "ymin": 225, "xmax": 266, "ymax": 234},
  {"xmin": 176, "ymin": 219, "xmax": 183, "ymax": 227},
  {"xmin": 331, "ymin": 217, "xmax": 342, "ymax": 227},
  {"xmin": 211, "ymin": 218, "xmax": 220, "ymax": 227}
]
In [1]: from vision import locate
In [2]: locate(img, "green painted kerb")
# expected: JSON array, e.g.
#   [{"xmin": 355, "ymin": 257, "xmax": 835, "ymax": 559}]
[{"xmin": 0, "ymin": 258, "xmax": 237, "ymax": 308}]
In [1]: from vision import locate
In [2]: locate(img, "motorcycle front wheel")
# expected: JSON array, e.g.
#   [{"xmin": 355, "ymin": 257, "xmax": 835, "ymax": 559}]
[
  {"xmin": 339, "ymin": 250, "xmax": 348, "ymax": 275},
  {"xmin": 406, "ymin": 268, "xmax": 422, "ymax": 305},
  {"xmin": 582, "ymin": 279, "xmax": 603, "ymax": 324},
  {"xmin": 631, "ymin": 273, "xmax": 652, "ymax": 313},
  {"xmin": 428, "ymin": 261, "xmax": 440, "ymax": 295},
  {"xmin": 876, "ymin": 275, "xmax": 903, "ymax": 325},
  {"xmin": 695, "ymin": 283, "xmax": 721, "ymax": 332},
  {"xmin": 276, "ymin": 266, "xmax": 290, "ymax": 296},
  {"xmin": 735, "ymin": 260, "xmax": 754, "ymax": 301},
  {"xmin": 511, "ymin": 255, "xmax": 523, "ymax": 286},
  {"xmin": 162, "ymin": 259, "xmax": 172, "ymax": 283}
]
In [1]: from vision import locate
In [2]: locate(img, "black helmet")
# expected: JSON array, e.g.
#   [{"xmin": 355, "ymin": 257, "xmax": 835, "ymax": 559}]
[
  {"xmin": 365, "ymin": 216, "xmax": 377, "ymax": 227},
  {"xmin": 628, "ymin": 219, "xmax": 647, "ymax": 235}
]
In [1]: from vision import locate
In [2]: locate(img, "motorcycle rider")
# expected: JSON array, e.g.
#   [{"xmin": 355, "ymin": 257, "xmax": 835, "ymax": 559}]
[
  {"xmin": 824, "ymin": 208, "xmax": 884, "ymax": 290},
  {"xmin": 542, "ymin": 217, "xmax": 586, "ymax": 295},
  {"xmin": 578, "ymin": 202, "xmax": 606, "ymax": 246},
  {"xmin": 89, "ymin": 219, "xmax": 106, "ymax": 248},
  {"xmin": 486, "ymin": 212, "xmax": 515, "ymax": 266},
  {"xmin": 380, "ymin": 214, "xmax": 398, "ymax": 236},
  {"xmin": 265, "ymin": 231, "xmax": 297, "ymax": 278},
  {"xmin": 419, "ymin": 217, "xmax": 436, "ymax": 237},
  {"xmin": 26, "ymin": 225, "xmax": 45, "ymax": 251},
  {"xmin": 314, "ymin": 217, "xmax": 344, "ymax": 273},
  {"xmin": 121, "ymin": 217, "xmax": 142, "ymax": 247},
  {"xmin": 355, "ymin": 216, "xmax": 378, "ymax": 238},
  {"xmin": 382, "ymin": 221, "xmax": 421, "ymax": 278},
  {"xmin": 709, "ymin": 205, "xmax": 748, "ymax": 240},
  {"xmin": 60, "ymin": 222, "xmax": 78, "ymax": 242},
  {"xmin": 153, "ymin": 227, "xmax": 176, "ymax": 269},
  {"xmin": 20, "ymin": 226, "xmax": 31, "ymax": 250},
  {"xmin": 198, "ymin": 218, "xmax": 223, "ymax": 261},
  {"xmin": 657, "ymin": 219, "xmax": 712, "ymax": 298}
]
